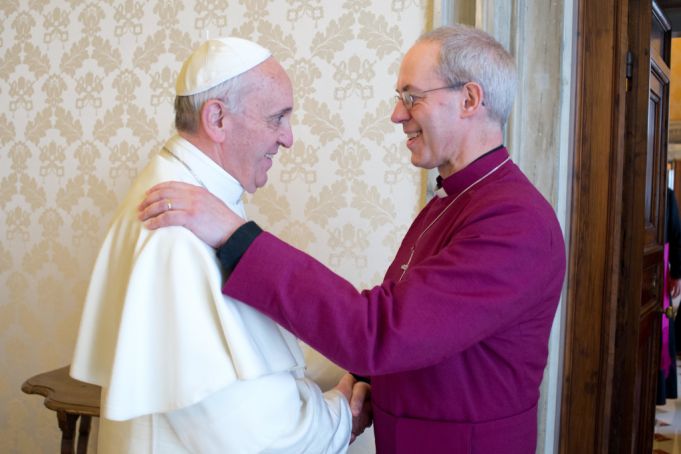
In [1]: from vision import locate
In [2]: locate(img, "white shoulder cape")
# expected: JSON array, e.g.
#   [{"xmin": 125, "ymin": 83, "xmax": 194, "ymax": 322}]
[{"xmin": 71, "ymin": 136, "xmax": 305, "ymax": 421}]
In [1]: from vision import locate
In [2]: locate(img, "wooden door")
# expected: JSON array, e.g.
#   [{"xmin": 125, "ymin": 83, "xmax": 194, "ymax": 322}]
[
  {"xmin": 626, "ymin": 4, "xmax": 671, "ymax": 451},
  {"xmin": 559, "ymin": 1, "xmax": 670, "ymax": 452}
]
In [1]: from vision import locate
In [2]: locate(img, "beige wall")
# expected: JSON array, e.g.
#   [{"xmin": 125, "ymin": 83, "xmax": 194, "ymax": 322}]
[
  {"xmin": 668, "ymin": 38, "xmax": 681, "ymax": 160},
  {"xmin": 0, "ymin": 2, "xmax": 427, "ymax": 452},
  {"xmin": 671, "ymin": 38, "xmax": 681, "ymax": 121}
]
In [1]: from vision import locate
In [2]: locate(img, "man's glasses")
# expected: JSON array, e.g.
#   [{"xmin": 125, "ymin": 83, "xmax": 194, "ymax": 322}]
[{"xmin": 394, "ymin": 82, "xmax": 467, "ymax": 110}]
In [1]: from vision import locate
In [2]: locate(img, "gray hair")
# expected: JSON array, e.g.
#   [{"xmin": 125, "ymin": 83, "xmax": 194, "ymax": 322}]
[
  {"xmin": 174, "ymin": 74, "xmax": 246, "ymax": 133},
  {"xmin": 418, "ymin": 25, "xmax": 516, "ymax": 126}
]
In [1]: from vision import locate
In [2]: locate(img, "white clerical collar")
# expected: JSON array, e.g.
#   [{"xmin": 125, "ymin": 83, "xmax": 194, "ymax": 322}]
[
  {"xmin": 434, "ymin": 174, "xmax": 448, "ymax": 198},
  {"xmin": 162, "ymin": 135, "xmax": 244, "ymax": 209}
]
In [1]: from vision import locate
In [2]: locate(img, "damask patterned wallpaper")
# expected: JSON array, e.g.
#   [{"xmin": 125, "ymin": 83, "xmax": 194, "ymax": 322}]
[{"xmin": 0, "ymin": 1, "xmax": 426, "ymax": 452}]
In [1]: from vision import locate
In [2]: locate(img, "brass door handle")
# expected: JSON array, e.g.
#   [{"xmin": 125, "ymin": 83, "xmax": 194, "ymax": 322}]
[{"xmin": 660, "ymin": 305, "xmax": 675, "ymax": 320}]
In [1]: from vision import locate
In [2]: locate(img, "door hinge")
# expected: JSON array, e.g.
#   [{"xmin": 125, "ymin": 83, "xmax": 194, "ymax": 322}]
[{"xmin": 626, "ymin": 50, "xmax": 633, "ymax": 92}]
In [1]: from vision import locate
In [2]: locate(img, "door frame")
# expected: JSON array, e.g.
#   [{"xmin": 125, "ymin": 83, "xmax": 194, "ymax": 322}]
[{"xmin": 560, "ymin": 1, "xmax": 671, "ymax": 452}]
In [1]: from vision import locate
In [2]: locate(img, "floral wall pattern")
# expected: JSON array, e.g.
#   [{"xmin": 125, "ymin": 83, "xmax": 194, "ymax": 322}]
[{"xmin": 0, "ymin": 1, "xmax": 427, "ymax": 452}]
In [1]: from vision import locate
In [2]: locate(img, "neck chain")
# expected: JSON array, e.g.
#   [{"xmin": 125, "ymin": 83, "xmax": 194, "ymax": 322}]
[
  {"xmin": 162, "ymin": 146, "xmax": 208, "ymax": 189},
  {"xmin": 398, "ymin": 156, "xmax": 511, "ymax": 281}
]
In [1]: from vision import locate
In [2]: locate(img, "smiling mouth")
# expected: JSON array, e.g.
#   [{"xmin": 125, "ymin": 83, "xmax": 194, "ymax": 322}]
[
  {"xmin": 406, "ymin": 131, "xmax": 422, "ymax": 143},
  {"xmin": 265, "ymin": 153, "xmax": 275, "ymax": 160}
]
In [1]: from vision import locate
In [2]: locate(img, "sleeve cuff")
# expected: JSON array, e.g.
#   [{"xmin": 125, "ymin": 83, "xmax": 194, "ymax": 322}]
[{"xmin": 216, "ymin": 221, "xmax": 263, "ymax": 274}]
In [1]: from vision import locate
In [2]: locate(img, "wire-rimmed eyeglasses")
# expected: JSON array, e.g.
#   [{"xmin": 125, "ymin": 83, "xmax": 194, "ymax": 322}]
[{"xmin": 394, "ymin": 82, "xmax": 467, "ymax": 110}]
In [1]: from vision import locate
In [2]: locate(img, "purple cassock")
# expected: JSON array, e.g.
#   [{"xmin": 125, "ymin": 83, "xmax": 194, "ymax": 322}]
[{"xmin": 223, "ymin": 147, "xmax": 566, "ymax": 453}]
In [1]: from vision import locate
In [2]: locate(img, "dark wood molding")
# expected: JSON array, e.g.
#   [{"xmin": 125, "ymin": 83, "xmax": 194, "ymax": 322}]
[
  {"xmin": 609, "ymin": 0, "xmax": 655, "ymax": 451},
  {"xmin": 559, "ymin": 0, "xmax": 627, "ymax": 451}
]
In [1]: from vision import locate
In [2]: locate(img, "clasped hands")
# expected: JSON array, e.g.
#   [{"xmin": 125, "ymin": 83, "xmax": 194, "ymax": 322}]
[{"xmin": 334, "ymin": 373, "xmax": 373, "ymax": 444}]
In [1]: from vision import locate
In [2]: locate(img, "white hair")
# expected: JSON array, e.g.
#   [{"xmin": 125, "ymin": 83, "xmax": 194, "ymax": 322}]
[{"xmin": 418, "ymin": 25, "xmax": 517, "ymax": 126}]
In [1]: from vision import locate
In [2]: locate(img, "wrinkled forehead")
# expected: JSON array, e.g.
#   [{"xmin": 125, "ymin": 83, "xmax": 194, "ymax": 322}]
[
  {"xmin": 396, "ymin": 41, "xmax": 443, "ymax": 92},
  {"xmin": 241, "ymin": 58, "xmax": 294, "ymax": 108},
  {"xmin": 242, "ymin": 58, "xmax": 283, "ymax": 84}
]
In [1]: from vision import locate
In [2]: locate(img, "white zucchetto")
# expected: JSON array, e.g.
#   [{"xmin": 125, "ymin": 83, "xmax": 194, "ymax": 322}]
[{"xmin": 176, "ymin": 37, "xmax": 271, "ymax": 96}]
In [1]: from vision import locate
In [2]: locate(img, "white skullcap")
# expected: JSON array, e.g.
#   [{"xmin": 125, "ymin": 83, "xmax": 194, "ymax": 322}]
[{"xmin": 176, "ymin": 37, "xmax": 271, "ymax": 96}]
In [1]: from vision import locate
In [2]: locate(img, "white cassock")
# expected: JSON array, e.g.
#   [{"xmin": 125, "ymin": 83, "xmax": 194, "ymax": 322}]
[{"xmin": 71, "ymin": 135, "xmax": 351, "ymax": 453}]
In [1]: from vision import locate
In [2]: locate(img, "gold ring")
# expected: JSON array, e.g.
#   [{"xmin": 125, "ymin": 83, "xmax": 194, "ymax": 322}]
[{"xmin": 166, "ymin": 199, "xmax": 172, "ymax": 211}]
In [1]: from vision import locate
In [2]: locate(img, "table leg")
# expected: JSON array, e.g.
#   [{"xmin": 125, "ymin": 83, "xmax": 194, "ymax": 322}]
[
  {"xmin": 57, "ymin": 410, "xmax": 78, "ymax": 454},
  {"xmin": 77, "ymin": 415, "xmax": 92, "ymax": 454}
]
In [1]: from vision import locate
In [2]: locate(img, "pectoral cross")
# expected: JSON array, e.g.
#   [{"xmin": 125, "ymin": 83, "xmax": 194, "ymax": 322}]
[{"xmin": 398, "ymin": 246, "xmax": 415, "ymax": 280}]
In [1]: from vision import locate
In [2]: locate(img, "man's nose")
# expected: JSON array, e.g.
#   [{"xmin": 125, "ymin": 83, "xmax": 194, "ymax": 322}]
[
  {"xmin": 391, "ymin": 99, "xmax": 410, "ymax": 124},
  {"xmin": 280, "ymin": 125, "xmax": 294, "ymax": 148}
]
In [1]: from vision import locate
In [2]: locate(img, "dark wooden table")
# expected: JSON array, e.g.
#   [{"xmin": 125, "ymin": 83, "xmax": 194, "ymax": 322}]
[{"xmin": 22, "ymin": 366, "xmax": 101, "ymax": 454}]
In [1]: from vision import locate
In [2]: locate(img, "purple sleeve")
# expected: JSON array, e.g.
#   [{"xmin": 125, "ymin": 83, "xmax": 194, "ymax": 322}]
[{"xmin": 222, "ymin": 201, "xmax": 566, "ymax": 376}]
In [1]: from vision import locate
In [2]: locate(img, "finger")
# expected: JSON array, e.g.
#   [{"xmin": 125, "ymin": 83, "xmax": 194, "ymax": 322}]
[
  {"xmin": 350, "ymin": 382, "xmax": 370, "ymax": 416},
  {"xmin": 143, "ymin": 210, "xmax": 188, "ymax": 230},
  {"xmin": 138, "ymin": 181, "xmax": 199, "ymax": 211},
  {"xmin": 140, "ymin": 197, "xmax": 186, "ymax": 228},
  {"xmin": 334, "ymin": 373, "xmax": 356, "ymax": 402},
  {"xmin": 138, "ymin": 189, "xmax": 170, "ymax": 211},
  {"xmin": 139, "ymin": 198, "xmax": 174, "ymax": 222},
  {"xmin": 352, "ymin": 418, "xmax": 367, "ymax": 436}
]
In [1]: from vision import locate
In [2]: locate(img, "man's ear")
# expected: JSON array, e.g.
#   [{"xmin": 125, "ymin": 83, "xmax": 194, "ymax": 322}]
[
  {"xmin": 200, "ymin": 100, "xmax": 227, "ymax": 142},
  {"xmin": 461, "ymin": 82, "xmax": 484, "ymax": 117}
]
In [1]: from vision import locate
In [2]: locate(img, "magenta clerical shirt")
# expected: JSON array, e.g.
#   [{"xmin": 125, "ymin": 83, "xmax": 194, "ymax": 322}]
[{"xmin": 223, "ymin": 147, "xmax": 566, "ymax": 453}]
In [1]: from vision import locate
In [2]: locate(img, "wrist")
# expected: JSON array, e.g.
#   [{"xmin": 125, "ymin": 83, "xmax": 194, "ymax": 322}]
[
  {"xmin": 216, "ymin": 221, "xmax": 263, "ymax": 273},
  {"xmin": 217, "ymin": 219, "xmax": 246, "ymax": 248}
]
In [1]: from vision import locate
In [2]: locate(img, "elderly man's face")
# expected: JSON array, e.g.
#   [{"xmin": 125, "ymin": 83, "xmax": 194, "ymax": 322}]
[
  {"xmin": 223, "ymin": 58, "xmax": 294, "ymax": 193},
  {"xmin": 390, "ymin": 41, "xmax": 467, "ymax": 178}
]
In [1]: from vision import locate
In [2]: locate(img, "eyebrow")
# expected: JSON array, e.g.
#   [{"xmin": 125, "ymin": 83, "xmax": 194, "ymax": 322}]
[
  {"xmin": 397, "ymin": 84, "xmax": 417, "ymax": 93},
  {"xmin": 269, "ymin": 107, "xmax": 292, "ymax": 118}
]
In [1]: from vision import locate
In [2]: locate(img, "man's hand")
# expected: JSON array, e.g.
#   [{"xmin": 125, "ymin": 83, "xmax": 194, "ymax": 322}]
[
  {"xmin": 332, "ymin": 372, "xmax": 355, "ymax": 401},
  {"xmin": 138, "ymin": 181, "xmax": 244, "ymax": 248},
  {"xmin": 333, "ymin": 373, "xmax": 372, "ymax": 444},
  {"xmin": 349, "ymin": 379, "xmax": 372, "ymax": 443},
  {"xmin": 671, "ymin": 277, "xmax": 681, "ymax": 298}
]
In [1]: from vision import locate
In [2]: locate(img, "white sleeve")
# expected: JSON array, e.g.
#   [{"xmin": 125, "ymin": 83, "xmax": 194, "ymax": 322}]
[
  {"xmin": 164, "ymin": 371, "xmax": 351, "ymax": 454},
  {"xmin": 300, "ymin": 343, "xmax": 377, "ymax": 454},
  {"xmin": 301, "ymin": 341, "xmax": 347, "ymax": 391}
]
